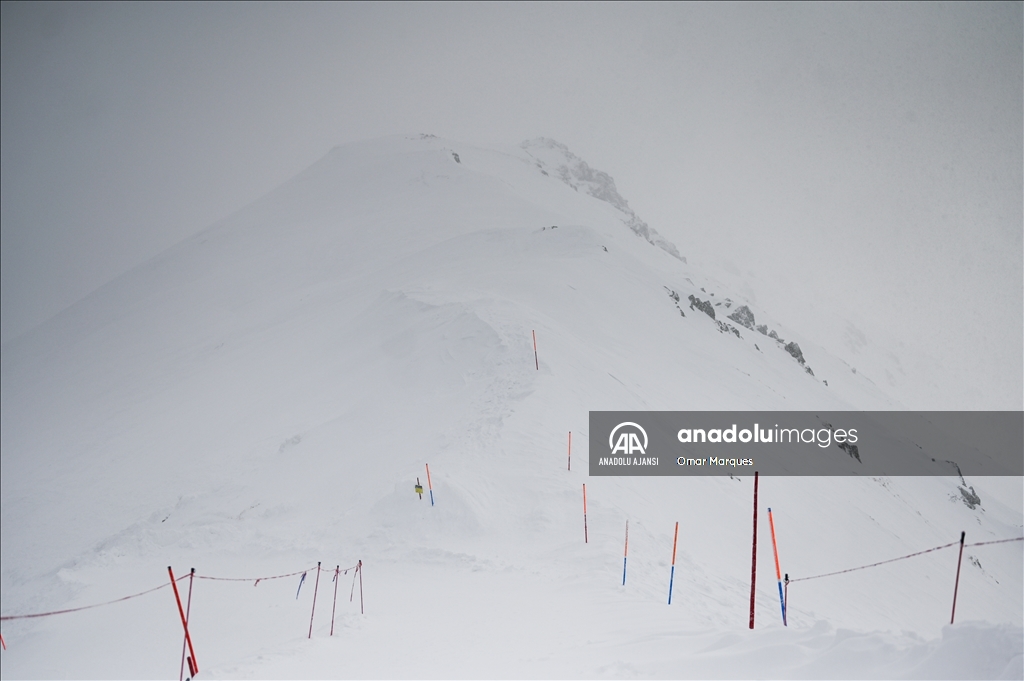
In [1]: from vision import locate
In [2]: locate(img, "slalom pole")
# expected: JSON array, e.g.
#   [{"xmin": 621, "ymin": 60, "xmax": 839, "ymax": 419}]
[
  {"xmin": 583, "ymin": 484, "xmax": 588, "ymax": 543},
  {"xmin": 749, "ymin": 471, "xmax": 758, "ymax": 629},
  {"xmin": 950, "ymin": 531, "xmax": 966, "ymax": 624},
  {"xmin": 296, "ymin": 571, "xmax": 307, "ymax": 599},
  {"xmin": 622, "ymin": 519, "xmax": 629, "ymax": 586},
  {"xmin": 308, "ymin": 562, "xmax": 321, "ymax": 639},
  {"xmin": 784, "ymin": 573, "xmax": 789, "ymax": 621},
  {"xmin": 358, "ymin": 560, "xmax": 364, "ymax": 615},
  {"xmin": 532, "ymin": 330, "xmax": 539, "ymax": 370},
  {"xmin": 179, "ymin": 568, "xmax": 195, "ymax": 681},
  {"xmin": 330, "ymin": 566, "xmax": 340, "ymax": 636},
  {"xmin": 568, "ymin": 431, "xmax": 572, "ymax": 471},
  {"xmin": 0, "ymin": 632, "xmax": 5, "ymax": 650},
  {"xmin": 168, "ymin": 567, "xmax": 198, "ymax": 678},
  {"xmin": 668, "ymin": 521, "xmax": 679, "ymax": 604},
  {"xmin": 768, "ymin": 508, "xmax": 786, "ymax": 626},
  {"xmin": 426, "ymin": 464, "xmax": 434, "ymax": 506}
]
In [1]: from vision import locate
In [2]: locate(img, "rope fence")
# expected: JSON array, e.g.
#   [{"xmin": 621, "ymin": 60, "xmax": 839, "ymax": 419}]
[
  {"xmin": 0, "ymin": 562, "xmax": 361, "ymax": 621},
  {"xmin": 789, "ymin": 536, "xmax": 1023, "ymax": 584}
]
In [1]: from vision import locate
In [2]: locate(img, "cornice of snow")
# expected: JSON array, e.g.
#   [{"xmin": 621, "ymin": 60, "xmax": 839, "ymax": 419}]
[{"xmin": 520, "ymin": 138, "xmax": 684, "ymax": 262}]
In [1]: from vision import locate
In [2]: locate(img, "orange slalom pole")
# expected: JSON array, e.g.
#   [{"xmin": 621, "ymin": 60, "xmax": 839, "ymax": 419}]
[
  {"xmin": 668, "ymin": 521, "xmax": 679, "ymax": 604},
  {"xmin": 768, "ymin": 508, "xmax": 786, "ymax": 625},
  {"xmin": 1, "ymin": 632, "xmax": 6, "ymax": 650},
  {"xmin": 568, "ymin": 431, "xmax": 572, "ymax": 471},
  {"xmin": 582, "ymin": 484, "xmax": 588, "ymax": 543},
  {"xmin": 168, "ymin": 567, "xmax": 198, "ymax": 677},
  {"xmin": 425, "ymin": 464, "xmax": 434, "ymax": 506},
  {"xmin": 532, "ymin": 330, "xmax": 539, "ymax": 370}
]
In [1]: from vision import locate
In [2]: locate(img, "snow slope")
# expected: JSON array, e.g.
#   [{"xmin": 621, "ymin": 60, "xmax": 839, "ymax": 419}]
[{"xmin": 1, "ymin": 134, "xmax": 1021, "ymax": 679}]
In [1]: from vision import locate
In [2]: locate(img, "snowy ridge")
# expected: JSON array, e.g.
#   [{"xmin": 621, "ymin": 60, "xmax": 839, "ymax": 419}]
[
  {"xmin": 521, "ymin": 137, "xmax": 685, "ymax": 261},
  {"xmin": 0, "ymin": 134, "xmax": 1020, "ymax": 678}
]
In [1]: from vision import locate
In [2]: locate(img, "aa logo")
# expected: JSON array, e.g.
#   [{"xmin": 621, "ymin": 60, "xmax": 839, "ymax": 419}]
[{"xmin": 609, "ymin": 422, "xmax": 648, "ymax": 455}]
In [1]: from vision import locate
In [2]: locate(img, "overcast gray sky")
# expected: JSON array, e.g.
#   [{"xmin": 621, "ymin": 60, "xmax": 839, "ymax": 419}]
[{"xmin": 2, "ymin": 2, "xmax": 1021, "ymax": 408}]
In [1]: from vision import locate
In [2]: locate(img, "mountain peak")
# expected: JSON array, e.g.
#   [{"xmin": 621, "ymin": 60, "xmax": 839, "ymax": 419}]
[{"xmin": 520, "ymin": 137, "xmax": 684, "ymax": 261}]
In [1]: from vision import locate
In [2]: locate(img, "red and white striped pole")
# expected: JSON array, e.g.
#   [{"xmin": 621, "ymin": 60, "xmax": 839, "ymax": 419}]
[{"xmin": 749, "ymin": 471, "xmax": 759, "ymax": 629}]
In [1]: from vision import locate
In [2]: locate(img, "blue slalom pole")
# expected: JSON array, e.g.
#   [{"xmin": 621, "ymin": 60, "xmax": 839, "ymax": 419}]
[
  {"xmin": 777, "ymin": 581, "xmax": 786, "ymax": 624},
  {"xmin": 767, "ymin": 507, "xmax": 787, "ymax": 626},
  {"xmin": 667, "ymin": 521, "xmax": 679, "ymax": 604},
  {"xmin": 622, "ymin": 520, "xmax": 629, "ymax": 586}
]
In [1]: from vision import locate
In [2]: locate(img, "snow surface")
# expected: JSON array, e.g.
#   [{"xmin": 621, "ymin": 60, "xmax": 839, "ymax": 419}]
[{"xmin": 1, "ymin": 134, "xmax": 1021, "ymax": 679}]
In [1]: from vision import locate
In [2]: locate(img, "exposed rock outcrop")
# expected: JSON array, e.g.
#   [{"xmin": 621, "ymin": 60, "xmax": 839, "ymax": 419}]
[{"xmin": 728, "ymin": 305, "xmax": 756, "ymax": 330}]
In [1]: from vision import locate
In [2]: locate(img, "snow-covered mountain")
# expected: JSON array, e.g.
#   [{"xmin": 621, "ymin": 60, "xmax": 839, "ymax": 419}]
[{"xmin": 1, "ymin": 134, "xmax": 1020, "ymax": 678}]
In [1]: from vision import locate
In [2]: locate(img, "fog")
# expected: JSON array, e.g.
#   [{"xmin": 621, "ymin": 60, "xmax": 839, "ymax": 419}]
[{"xmin": 2, "ymin": 2, "xmax": 1021, "ymax": 409}]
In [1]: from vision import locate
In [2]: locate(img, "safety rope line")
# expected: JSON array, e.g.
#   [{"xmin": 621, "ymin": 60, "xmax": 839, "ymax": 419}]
[
  {"xmin": 194, "ymin": 566, "xmax": 317, "ymax": 585},
  {"xmin": 195, "ymin": 563, "xmax": 360, "ymax": 586},
  {"xmin": 966, "ymin": 537, "xmax": 1023, "ymax": 548},
  {"xmin": 0, "ymin": 562, "xmax": 362, "ymax": 619},
  {"xmin": 0, "ymin": 575, "xmax": 188, "ymax": 621},
  {"xmin": 790, "ymin": 536, "xmax": 1023, "ymax": 584}
]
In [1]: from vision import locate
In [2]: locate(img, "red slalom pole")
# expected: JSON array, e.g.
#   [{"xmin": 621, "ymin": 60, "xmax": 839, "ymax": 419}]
[
  {"xmin": 950, "ymin": 531, "xmax": 966, "ymax": 624},
  {"xmin": 668, "ymin": 521, "xmax": 679, "ymax": 604},
  {"xmin": 330, "ymin": 566, "xmax": 340, "ymax": 636},
  {"xmin": 582, "ymin": 484, "xmax": 588, "ymax": 543},
  {"xmin": 532, "ymin": 330, "xmax": 539, "ymax": 370},
  {"xmin": 425, "ymin": 464, "xmax": 434, "ymax": 506},
  {"xmin": 168, "ymin": 567, "xmax": 198, "ymax": 678},
  {"xmin": 179, "ymin": 568, "xmax": 195, "ymax": 681},
  {"xmin": 749, "ymin": 471, "xmax": 759, "ymax": 629},
  {"xmin": 0, "ymin": 632, "xmax": 5, "ymax": 650},
  {"xmin": 567, "ymin": 431, "xmax": 572, "ymax": 471},
  {"xmin": 308, "ymin": 562, "xmax": 321, "ymax": 639}
]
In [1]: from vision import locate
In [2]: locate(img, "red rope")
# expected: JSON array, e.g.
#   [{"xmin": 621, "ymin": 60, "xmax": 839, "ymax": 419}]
[{"xmin": 0, "ymin": 575, "xmax": 187, "ymax": 621}]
